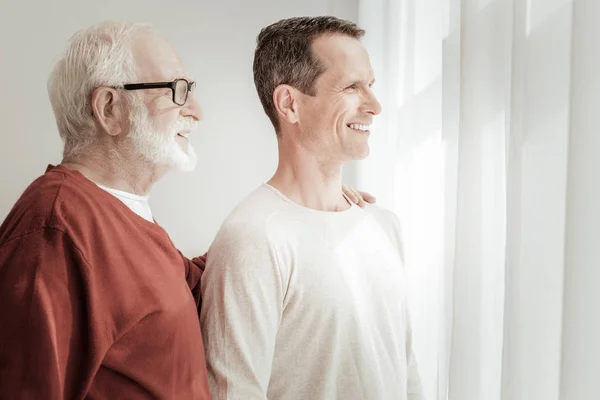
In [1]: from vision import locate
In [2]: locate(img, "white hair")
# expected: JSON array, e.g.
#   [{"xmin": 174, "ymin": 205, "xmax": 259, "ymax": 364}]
[{"xmin": 47, "ymin": 21, "xmax": 155, "ymax": 159}]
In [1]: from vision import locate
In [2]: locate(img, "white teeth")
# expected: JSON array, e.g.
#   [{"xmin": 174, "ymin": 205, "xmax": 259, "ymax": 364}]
[{"xmin": 348, "ymin": 123, "xmax": 370, "ymax": 132}]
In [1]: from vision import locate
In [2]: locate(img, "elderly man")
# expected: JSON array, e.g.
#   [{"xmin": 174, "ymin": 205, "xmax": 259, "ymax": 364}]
[
  {"xmin": 200, "ymin": 16, "xmax": 425, "ymax": 400},
  {"xmin": 0, "ymin": 21, "xmax": 211, "ymax": 399},
  {"xmin": 0, "ymin": 21, "xmax": 371, "ymax": 399}
]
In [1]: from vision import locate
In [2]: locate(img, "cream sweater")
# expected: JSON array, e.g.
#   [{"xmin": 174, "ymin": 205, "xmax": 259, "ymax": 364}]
[{"xmin": 200, "ymin": 184, "xmax": 425, "ymax": 400}]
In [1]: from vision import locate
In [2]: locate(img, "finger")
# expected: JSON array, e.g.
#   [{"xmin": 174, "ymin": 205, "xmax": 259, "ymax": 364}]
[
  {"xmin": 343, "ymin": 184, "xmax": 359, "ymax": 204},
  {"xmin": 359, "ymin": 191, "xmax": 377, "ymax": 204},
  {"xmin": 352, "ymin": 187, "xmax": 366, "ymax": 207}
]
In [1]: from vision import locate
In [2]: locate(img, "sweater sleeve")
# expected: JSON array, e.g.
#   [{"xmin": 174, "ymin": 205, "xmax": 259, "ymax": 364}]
[
  {"xmin": 200, "ymin": 223, "xmax": 284, "ymax": 400},
  {"xmin": 0, "ymin": 228, "xmax": 108, "ymax": 400}
]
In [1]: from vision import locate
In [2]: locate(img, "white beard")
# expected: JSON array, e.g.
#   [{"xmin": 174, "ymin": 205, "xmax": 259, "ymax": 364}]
[{"xmin": 128, "ymin": 101, "xmax": 198, "ymax": 172}]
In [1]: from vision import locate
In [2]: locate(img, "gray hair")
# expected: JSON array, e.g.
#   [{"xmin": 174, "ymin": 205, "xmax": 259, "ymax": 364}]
[{"xmin": 47, "ymin": 21, "xmax": 154, "ymax": 159}]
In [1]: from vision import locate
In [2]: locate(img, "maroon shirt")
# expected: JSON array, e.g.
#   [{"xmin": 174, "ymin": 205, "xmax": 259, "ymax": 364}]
[{"xmin": 0, "ymin": 165, "xmax": 211, "ymax": 399}]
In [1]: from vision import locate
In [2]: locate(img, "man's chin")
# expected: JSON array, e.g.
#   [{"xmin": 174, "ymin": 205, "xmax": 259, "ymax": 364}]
[
  {"xmin": 176, "ymin": 160, "xmax": 197, "ymax": 172},
  {"xmin": 171, "ymin": 148, "xmax": 198, "ymax": 172},
  {"xmin": 351, "ymin": 146, "xmax": 370, "ymax": 161}
]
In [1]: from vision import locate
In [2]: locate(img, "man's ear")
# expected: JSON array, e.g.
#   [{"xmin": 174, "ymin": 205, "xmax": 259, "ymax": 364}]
[
  {"xmin": 90, "ymin": 87, "xmax": 128, "ymax": 137},
  {"xmin": 272, "ymin": 84, "xmax": 300, "ymax": 126}
]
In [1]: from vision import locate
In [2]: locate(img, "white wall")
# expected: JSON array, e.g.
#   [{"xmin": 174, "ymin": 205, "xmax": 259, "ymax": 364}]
[{"xmin": 0, "ymin": 0, "xmax": 358, "ymax": 255}]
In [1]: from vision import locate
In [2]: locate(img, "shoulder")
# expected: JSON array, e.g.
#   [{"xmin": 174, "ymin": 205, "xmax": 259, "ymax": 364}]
[
  {"xmin": 215, "ymin": 185, "xmax": 290, "ymax": 243},
  {"xmin": 362, "ymin": 203, "xmax": 401, "ymax": 231},
  {"xmin": 1, "ymin": 167, "xmax": 70, "ymax": 243},
  {"xmin": 361, "ymin": 204, "xmax": 404, "ymax": 254},
  {"xmin": 206, "ymin": 186, "xmax": 295, "ymax": 267},
  {"xmin": 0, "ymin": 166, "xmax": 121, "ymax": 249}
]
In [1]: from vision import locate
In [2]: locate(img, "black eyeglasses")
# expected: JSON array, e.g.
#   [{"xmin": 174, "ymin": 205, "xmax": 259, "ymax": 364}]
[{"xmin": 121, "ymin": 78, "xmax": 196, "ymax": 106}]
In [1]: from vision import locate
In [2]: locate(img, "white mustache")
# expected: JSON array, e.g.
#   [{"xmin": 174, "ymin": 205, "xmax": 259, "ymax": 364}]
[{"xmin": 170, "ymin": 117, "xmax": 198, "ymax": 134}]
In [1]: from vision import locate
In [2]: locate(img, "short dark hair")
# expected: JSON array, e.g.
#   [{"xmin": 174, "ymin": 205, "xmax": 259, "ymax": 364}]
[{"xmin": 253, "ymin": 16, "xmax": 365, "ymax": 135}]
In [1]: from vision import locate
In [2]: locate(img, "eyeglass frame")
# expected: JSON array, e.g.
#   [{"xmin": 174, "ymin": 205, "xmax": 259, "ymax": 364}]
[{"xmin": 119, "ymin": 78, "xmax": 196, "ymax": 106}]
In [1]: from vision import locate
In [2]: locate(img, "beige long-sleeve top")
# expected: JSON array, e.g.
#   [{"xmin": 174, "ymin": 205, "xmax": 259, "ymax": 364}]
[{"xmin": 201, "ymin": 184, "xmax": 425, "ymax": 400}]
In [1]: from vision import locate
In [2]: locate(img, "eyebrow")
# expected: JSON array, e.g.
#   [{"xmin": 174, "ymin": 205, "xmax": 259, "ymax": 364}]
[{"xmin": 342, "ymin": 77, "xmax": 375, "ymax": 85}]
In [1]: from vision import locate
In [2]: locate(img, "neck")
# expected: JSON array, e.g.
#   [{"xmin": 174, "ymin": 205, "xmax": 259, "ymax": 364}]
[
  {"xmin": 268, "ymin": 137, "xmax": 350, "ymax": 212},
  {"xmin": 61, "ymin": 146, "xmax": 167, "ymax": 196}
]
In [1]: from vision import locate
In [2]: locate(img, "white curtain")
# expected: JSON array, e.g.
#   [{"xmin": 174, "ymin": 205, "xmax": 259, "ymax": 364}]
[{"xmin": 354, "ymin": 0, "xmax": 600, "ymax": 399}]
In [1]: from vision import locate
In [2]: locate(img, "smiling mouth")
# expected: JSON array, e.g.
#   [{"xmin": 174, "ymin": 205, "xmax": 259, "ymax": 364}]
[
  {"xmin": 176, "ymin": 132, "xmax": 190, "ymax": 140},
  {"xmin": 347, "ymin": 123, "xmax": 371, "ymax": 133}
]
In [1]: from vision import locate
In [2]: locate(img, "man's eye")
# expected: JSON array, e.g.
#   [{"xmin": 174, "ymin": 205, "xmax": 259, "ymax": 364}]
[{"xmin": 345, "ymin": 84, "xmax": 358, "ymax": 91}]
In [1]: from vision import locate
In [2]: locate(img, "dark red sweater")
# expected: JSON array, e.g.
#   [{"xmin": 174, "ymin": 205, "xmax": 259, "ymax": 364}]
[{"xmin": 0, "ymin": 165, "xmax": 211, "ymax": 399}]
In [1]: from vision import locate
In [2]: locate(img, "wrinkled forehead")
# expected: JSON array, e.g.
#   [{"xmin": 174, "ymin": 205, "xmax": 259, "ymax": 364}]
[{"xmin": 130, "ymin": 31, "xmax": 189, "ymax": 82}]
